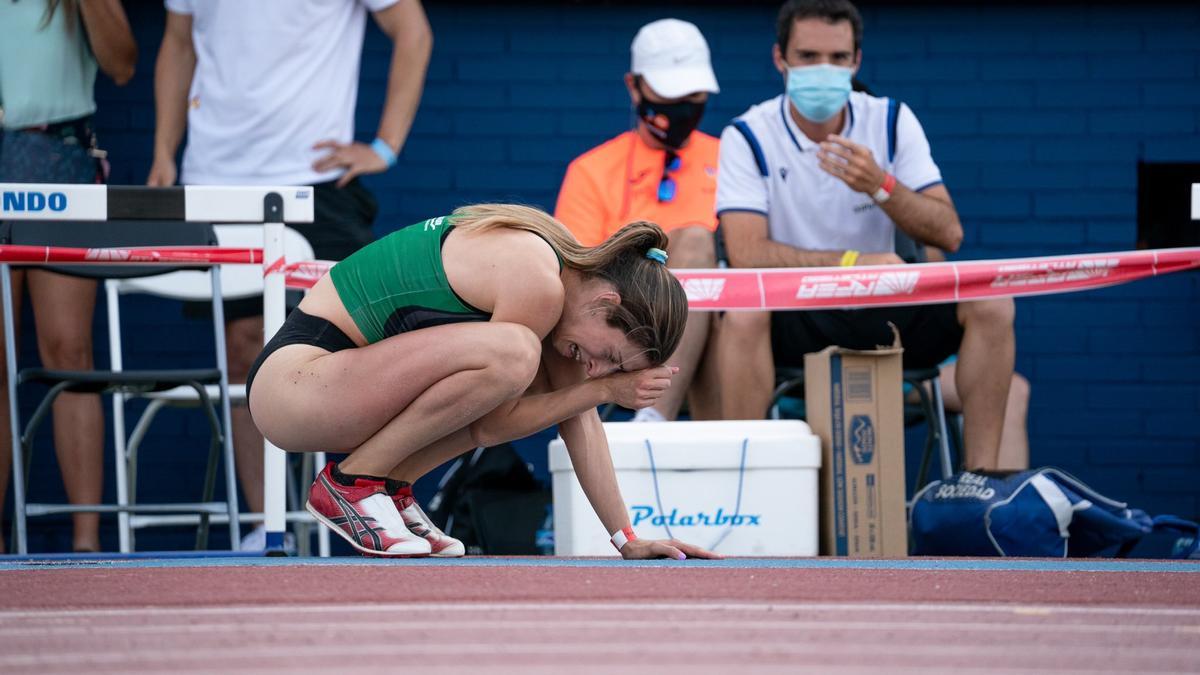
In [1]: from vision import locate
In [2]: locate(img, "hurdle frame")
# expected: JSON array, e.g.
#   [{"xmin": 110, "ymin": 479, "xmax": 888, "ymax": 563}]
[{"xmin": 0, "ymin": 183, "xmax": 311, "ymax": 555}]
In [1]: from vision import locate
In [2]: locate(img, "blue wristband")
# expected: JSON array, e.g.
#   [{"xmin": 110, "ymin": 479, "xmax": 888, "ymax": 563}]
[{"xmin": 370, "ymin": 138, "xmax": 397, "ymax": 168}]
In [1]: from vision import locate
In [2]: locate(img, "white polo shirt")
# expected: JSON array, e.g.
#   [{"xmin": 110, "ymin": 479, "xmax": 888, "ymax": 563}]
[
  {"xmin": 716, "ymin": 92, "xmax": 943, "ymax": 255},
  {"xmin": 165, "ymin": 0, "xmax": 398, "ymax": 186}
]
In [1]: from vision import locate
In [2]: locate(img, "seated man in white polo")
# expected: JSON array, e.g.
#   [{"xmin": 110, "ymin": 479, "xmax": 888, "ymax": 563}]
[{"xmin": 715, "ymin": 0, "xmax": 1018, "ymax": 471}]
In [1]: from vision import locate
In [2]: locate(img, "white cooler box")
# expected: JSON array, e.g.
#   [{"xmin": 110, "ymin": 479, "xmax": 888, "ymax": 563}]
[{"xmin": 549, "ymin": 420, "xmax": 821, "ymax": 556}]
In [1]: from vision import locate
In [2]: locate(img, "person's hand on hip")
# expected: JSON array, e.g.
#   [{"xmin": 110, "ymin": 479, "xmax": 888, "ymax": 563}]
[{"xmin": 312, "ymin": 140, "xmax": 389, "ymax": 187}]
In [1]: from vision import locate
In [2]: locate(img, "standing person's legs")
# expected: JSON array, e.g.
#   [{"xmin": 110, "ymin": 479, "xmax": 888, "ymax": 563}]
[
  {"xmin": 226, "ymin": 315, "xmax": 265, "ymax": 514},
  {"xmin": 954, "ymin": 298, "xmax": 1016, "ymax": 471},
  {"xmin": 638, "ymin": 226, "xmax": 714, "ymax": 421},
  {"xmin": 26, "ymin": 270, "xmax": 104, "ymax": 552},
  {"xmin": 1, "ymin": 122, "xmax": 107, "ymax": 551},
  {"xmin": 716, "ymin": 311, "xmax": 774, "ymax": 420}
]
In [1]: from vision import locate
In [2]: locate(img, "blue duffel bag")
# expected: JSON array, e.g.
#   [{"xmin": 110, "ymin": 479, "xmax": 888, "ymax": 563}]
[{"xmin": 909, "ymin": 468, "xmax": 1199, "ymax": 558}]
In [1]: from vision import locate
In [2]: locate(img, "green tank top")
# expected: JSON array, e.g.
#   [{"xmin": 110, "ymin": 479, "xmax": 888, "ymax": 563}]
[{"xmin": 330, "ymin": 216, "xmax": 490, "ymax": 344}]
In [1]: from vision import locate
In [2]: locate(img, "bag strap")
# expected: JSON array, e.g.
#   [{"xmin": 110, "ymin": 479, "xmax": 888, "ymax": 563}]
[{"xmin": 1118, "ymin": 515, "xmax": 1200, "ymax": 558}]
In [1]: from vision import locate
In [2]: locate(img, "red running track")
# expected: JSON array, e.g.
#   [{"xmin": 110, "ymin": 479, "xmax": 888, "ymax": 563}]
[{"xmin": 1, "ymin": 560, "xmax": 1198, "ymax": 674}]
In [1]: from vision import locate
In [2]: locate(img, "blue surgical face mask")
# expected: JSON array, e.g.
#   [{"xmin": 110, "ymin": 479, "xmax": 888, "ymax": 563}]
[{"xmin": 786, "ymin": 64, "xmax": 853, "ymax": 123}]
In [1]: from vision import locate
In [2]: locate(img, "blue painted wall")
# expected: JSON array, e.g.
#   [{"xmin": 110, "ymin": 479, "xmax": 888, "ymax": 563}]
[{"xmin": 12, "ymin": 1, "xmax": 1200, "ymax": 550}]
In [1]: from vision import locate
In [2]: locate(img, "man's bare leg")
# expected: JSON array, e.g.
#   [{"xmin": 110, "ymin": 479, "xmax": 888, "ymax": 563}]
[
  {"xmin": 717, "ymin": 310, "xmax": 774, "ymax": 420},
  {"xmin": 937, "ymin": 362, "xmax": 1030, "ymax": 471},
  {"xmin": 995, "ymin": 372, "xmax": 1030, "ymax": 470},
  {"xmin": 686, "ymin": 317, "xmax": 722, "ymax": 420},
  {"xmin": 954, "ymin": 298, "xmax": 1016, "ymax": 470}
]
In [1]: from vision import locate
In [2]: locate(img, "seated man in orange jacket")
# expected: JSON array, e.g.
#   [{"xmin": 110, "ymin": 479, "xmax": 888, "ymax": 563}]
[{"xmin": 555, "ymin": 18, "xmax": 721, "ymax": 422}]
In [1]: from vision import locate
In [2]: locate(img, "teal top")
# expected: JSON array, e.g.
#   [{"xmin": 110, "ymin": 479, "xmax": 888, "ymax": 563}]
[
  {"xmin": 0, "ymin": 1, "xmax": 98, "ymax": 128},
  {"xmin": 331, "ymin": 216, "xmax": 491, "ymax": 345}
]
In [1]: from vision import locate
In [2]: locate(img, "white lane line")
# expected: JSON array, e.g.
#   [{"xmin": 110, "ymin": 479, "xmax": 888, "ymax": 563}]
[
  {"xmin": 1, "ymin": 618, "xmax": 1197, "ymax": 638},
  {"xmin": 0, "ymin": 660, "xmax": 1150, "ymax": 675},
  {"xmin": 0, "ymin": 639, "xmax": 1196, "ymax": 668},
  {"xmin": 3, "ymin": 600, "xmax": 1199, "ymax": 619}
]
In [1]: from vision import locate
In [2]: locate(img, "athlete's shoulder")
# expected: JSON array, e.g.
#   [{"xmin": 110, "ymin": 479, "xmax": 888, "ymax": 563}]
[
  {"xmin": 489, "ymin": 230, "xmax": 566, "ymax": 310},
  {"xmin": 467, "ymin": 226, "xmax": 562, "ymax": 277}
]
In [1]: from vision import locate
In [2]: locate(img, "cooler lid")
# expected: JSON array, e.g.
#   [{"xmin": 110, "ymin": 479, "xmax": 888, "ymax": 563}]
[{"xmin": 548, "ymin": 420, "xmax": 821, "ymax": 472}]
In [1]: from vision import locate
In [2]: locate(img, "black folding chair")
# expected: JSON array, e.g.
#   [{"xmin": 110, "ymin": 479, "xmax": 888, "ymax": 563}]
[{"xmin": 1, "ymin": 220, "xmax": 239, "ymax": 554}]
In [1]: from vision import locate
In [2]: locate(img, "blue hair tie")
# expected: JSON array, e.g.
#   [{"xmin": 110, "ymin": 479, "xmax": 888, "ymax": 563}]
[{"xmin": 645, "ymin": 247, "xmax": 668, "ymax": 265}]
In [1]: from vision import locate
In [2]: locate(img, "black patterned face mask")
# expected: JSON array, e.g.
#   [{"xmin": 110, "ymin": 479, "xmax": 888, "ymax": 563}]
[{"xmin": 635, "ymin": 87, "xmax": 706, "ymax": 150}]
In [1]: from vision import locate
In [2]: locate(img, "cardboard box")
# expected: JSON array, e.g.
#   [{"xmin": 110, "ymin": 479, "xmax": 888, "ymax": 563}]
[
  {"xmin": 549, "ymin": 420, "xmax": 821, "ymax": 556},
  {"xmin": 804, "ymin": 333, "xmax": 907, "ymax": 557}
]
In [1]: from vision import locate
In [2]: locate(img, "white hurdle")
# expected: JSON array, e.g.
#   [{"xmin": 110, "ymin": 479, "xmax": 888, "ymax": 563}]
[{"xmin": 1, "ymin": 183, "xmax": 312, "ymax": 554}]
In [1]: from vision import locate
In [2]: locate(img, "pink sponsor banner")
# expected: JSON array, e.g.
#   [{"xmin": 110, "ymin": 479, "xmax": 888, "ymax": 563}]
[
  {"xmin": 275, "ymin": 247, "xmax": 1200, "ymax": 309},
  {"xmin": 671, "ymin": 247, "xmax": 1200, "ymax": 311},
  {"xmin": 674, "ymin": 270, "xmax": 763, "ymax": 310}
]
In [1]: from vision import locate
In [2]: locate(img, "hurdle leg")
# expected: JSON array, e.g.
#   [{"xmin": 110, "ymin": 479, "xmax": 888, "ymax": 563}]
[{"xmin": 261, "ymin": 199, "xmax": 289, "ymax": 554}]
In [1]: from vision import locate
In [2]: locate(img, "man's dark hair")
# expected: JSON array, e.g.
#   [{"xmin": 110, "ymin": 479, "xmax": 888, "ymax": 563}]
[{"xmin": 776, "ymin": 0, "xmax": 864, "ymax": 53}]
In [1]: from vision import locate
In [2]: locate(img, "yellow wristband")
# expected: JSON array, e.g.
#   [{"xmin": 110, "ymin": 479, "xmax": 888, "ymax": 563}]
[{"xmin": 840, "ymin": 250, "xmax": 860, "ymax": 267}]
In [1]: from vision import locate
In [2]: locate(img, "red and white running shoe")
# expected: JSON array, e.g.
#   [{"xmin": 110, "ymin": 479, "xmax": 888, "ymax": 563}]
[
  {"xmin": 392, "ymin": 485, "xmax": 466, "ymax": 557},
  {"xmin": 306, "ymin": 463, "xmax": 431, "ymax": 557}
]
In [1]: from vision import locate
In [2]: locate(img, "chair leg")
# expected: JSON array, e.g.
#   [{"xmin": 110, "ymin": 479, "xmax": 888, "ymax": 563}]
[
  {"xmin": 767, "ymin": 378, "xmax": 806, "ymax": 420},
  {"xmin": 909, "ymin": 379, "xmax": 937, "ymax": 492},
  {"xmin": 195, "ymin": 433, "xmax": 221, "ymax": 551},
  {"xmin": 208, "ymin": 266, "xmax": 242, "ymax": 550},
  {"xmin": 949, "ymin": 413, "xmax": 964, "ymax": 471},
  {"xmin": 15, "ymin": 382, "xmax": 73, "ymax": 553},
  {"xmin": 113, "ymin": 390, "xmax": 131, "ymax": 553},
  {"xmin": 188, "ymin": 381, "xmax": 225, "ymax": 551},
  {"xmin": 123, "ymin": 398, "xmax": 168, "ymax": 552},
  {"xmin": 930, "ymin": 378, "xmax": 954, "ymax": 479},
  {"xmin": 3, "ymin": 265, "xmax": 29, "ymax": 554}
]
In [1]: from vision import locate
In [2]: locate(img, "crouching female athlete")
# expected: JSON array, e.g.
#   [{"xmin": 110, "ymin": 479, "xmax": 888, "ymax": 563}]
[{"xmin": 246, "ymin": 203, "xmax": 718, "ymax": 560}]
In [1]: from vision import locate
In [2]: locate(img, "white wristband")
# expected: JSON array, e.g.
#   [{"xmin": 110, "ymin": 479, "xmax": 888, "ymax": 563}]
[
  {"xmin": 872, "ymin": 172, "xmax": 896, "ymax": 204},
  {"xmin": 610, "ymin": 526, "xmax": 637, "ymax": 551}
]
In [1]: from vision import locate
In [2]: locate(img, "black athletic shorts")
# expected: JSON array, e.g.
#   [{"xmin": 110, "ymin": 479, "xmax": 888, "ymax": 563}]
[
  {"xmin": 771, "ymin": 303, "xmax": 964, "ymax": 370},
  {"xmin": 245, "ymin": 308, "xmax": 357, "ymax": 399},
  {"xmin": 186, "ymin": 177, "xmax": 378, "ymax": 322}
]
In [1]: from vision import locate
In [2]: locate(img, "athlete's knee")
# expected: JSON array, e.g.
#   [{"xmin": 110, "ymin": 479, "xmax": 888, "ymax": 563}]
[
  {"xmin": 487, "ymin": 323, "xmax": 541, "ymax": 390},
  {"xmin": 666, "ymin": 226, "xmax": 716, "ymax": 268}
]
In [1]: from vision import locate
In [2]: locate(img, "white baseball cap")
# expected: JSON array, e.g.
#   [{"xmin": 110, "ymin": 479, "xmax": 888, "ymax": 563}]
[{"xmin": 631, "ymin": 19, "xmax": 720, "ymax": 99}]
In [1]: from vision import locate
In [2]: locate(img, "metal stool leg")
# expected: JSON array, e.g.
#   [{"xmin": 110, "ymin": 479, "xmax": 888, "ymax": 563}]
[{"xmin": 930, "ymin": 377, "xmax": 954, "ymax": 479}]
